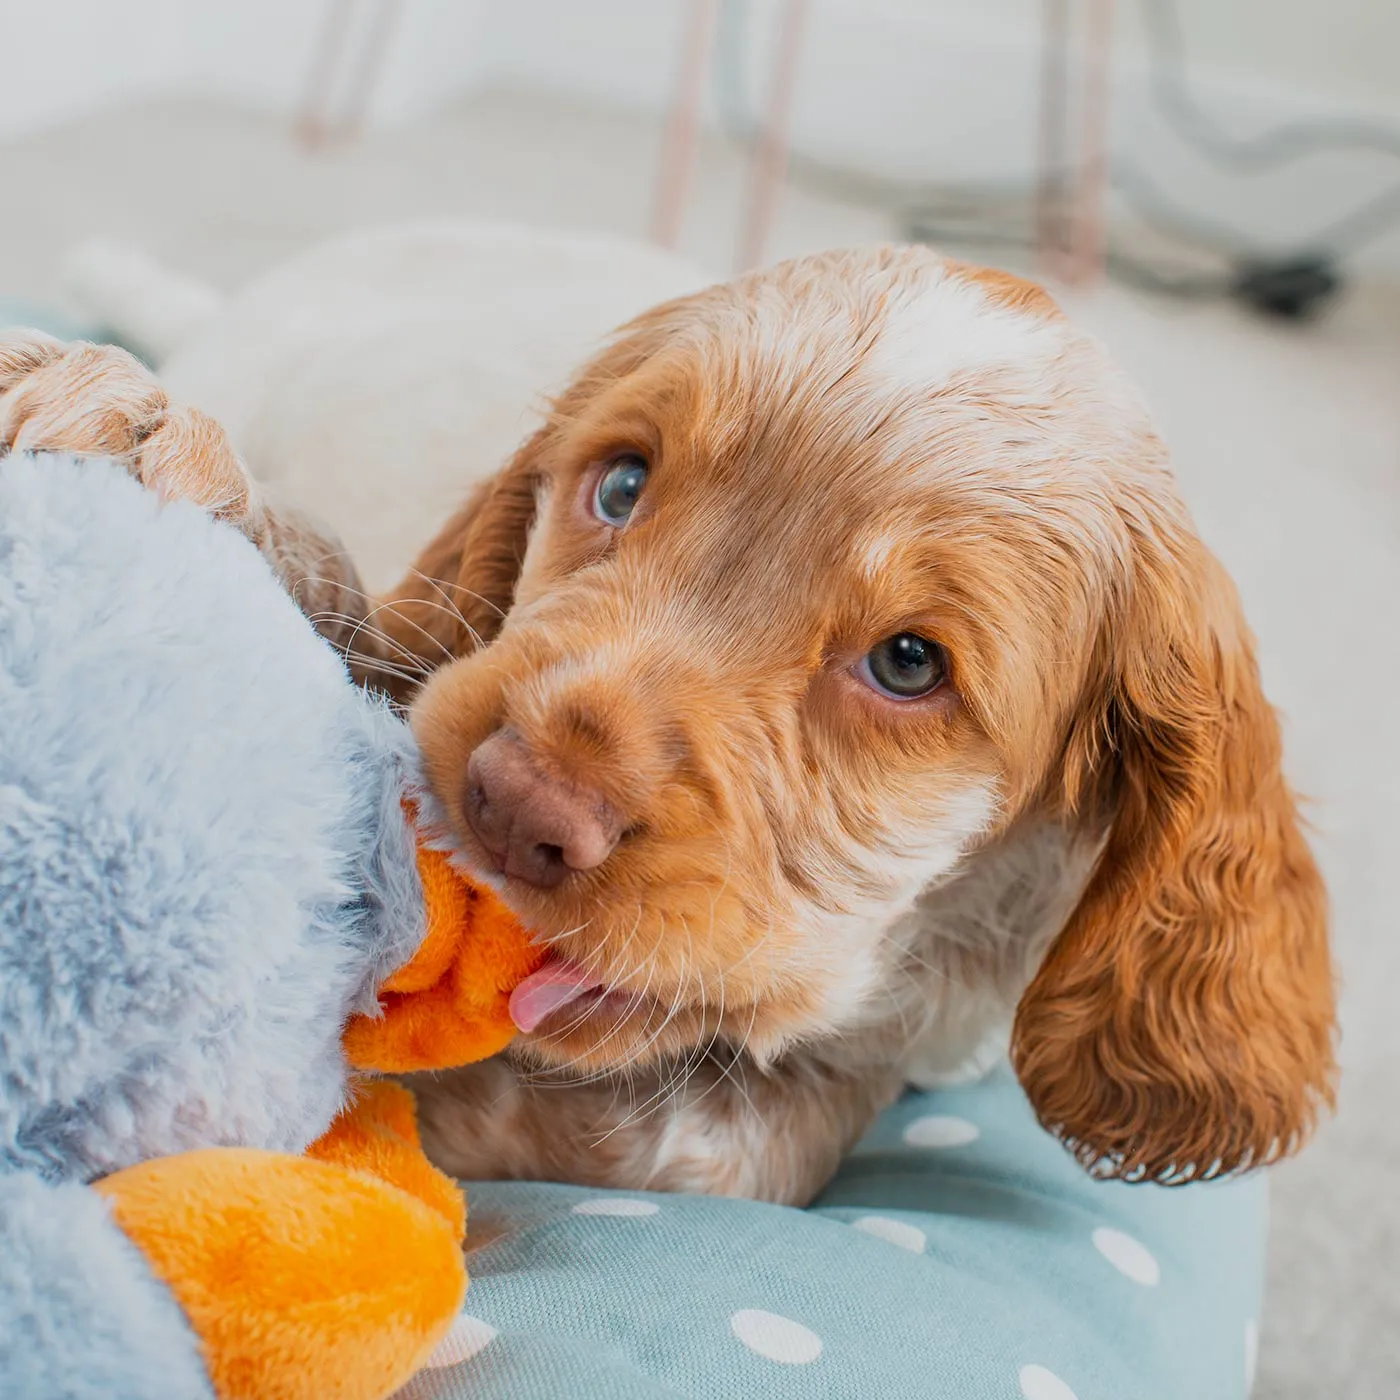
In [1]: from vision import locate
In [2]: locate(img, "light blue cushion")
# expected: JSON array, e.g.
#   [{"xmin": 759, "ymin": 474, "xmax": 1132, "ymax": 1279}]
[
  {"xmin": 396, "ymin": 1065, "xmax": 1264, "ymax": 1399},
  {"xmin": 0, "ymin": 300, "xmax": 108, "ymax": 344}
]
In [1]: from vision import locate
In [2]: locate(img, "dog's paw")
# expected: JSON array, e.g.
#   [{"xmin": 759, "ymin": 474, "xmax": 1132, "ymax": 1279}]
[{"xmin": 0, "ymin": 331, "xmax": 263, "ymax": 541}]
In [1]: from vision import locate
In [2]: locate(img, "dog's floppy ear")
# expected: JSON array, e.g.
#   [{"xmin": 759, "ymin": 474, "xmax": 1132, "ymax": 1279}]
[
  {"xmin": 1012, "ymin": 521, "xmax": 1336, "ymax": 1182},
  {"xmin": 412, "ymin": 441, "xmax": 545, "ymax": 658},
  {"xmin": 363, "ymin": 447, "xmax": 541, "ymax": 681},
  {"xmin": 381, "ymin": 302, "xmax": 687, "ymax": 669}
]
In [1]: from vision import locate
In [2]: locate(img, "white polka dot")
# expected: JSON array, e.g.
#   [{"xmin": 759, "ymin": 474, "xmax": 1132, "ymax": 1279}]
[
  {"xmin": 852, "ymin": 1214, "xmax": 927, "ymax": 1253},
  {"xmin": 903, "ymin": 1114, "xmax": 980, "ymax": 1149},
  {"xmin": 570, "ymin": 1197, "xmax": 660, "ymax": 1217},
  {"xmin": 1019, "ymin": 1363, "xmax": 1079, "ymax": 1400},
  {"xmin": 422, "ymin": 1313, "xmax": 497, "ymax": 1369},
  {"xmin": 1091, "ymin": 1226, "xmax": 1160, "ymax": 1286},
  {"xmin": 729, "ymin": 1309, "xmax": 823, "ymax": 1364},
  {"xmin": 1245, "ymin": 1319, "xmax": 1259, "ymax": 1396}
]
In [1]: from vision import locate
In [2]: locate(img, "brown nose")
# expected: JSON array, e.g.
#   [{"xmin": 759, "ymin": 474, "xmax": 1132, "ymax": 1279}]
[{"xmin": 463, "ymin": 729, "xmax": 623, "ymax": 889}]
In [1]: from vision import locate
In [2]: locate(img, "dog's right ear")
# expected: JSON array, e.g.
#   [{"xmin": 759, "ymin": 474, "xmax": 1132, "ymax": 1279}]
[
  {"xmin": 411, "ymin": 440, "xmax": 546, "ymax": 658},
  {"xmin": 367, "ymin": 448, "xmax": 537, "ymax": 672}
]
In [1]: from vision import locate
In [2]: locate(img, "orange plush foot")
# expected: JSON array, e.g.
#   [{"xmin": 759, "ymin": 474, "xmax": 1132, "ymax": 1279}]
[
  {"xmin": 343, "ymin": 839, "xmax": 543, "ymax": 1073},
  {"xmin": 94, "ymin": 1141, "xmax": 465, "ymax": 1400},
  {"xmin": 306, "ymin": 1081, "xmax": 465, "ymax": 1243}
]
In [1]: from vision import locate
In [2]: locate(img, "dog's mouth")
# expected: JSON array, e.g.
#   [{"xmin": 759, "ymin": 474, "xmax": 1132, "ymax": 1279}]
[
  {"xmin": 508, "ymin": 956, "xmax": 638, "ymax": 1034},
  {"xmin": 506, "ymin": 948, "xmax": 780, "ymax": 1073}
]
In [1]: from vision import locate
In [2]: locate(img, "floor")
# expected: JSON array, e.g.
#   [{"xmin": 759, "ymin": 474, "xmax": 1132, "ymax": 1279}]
[{"xmin": 2, "ymin": 92, "xmax": 1396, "ymax": 1399}]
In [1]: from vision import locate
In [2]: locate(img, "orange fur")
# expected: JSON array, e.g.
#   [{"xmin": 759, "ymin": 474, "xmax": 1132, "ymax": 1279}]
[
  {"xmin": 946, "ymin": 260, "xmax": 1065, "ymax": 319},
  {"xmin": 380, "ymin": 248, "xmax": 1334, "ymax": 1192},
  {"xmin": 0, "ymin": 337, "xmax": 263, "ymax": 535},
  {"xmin": 306, "ymin": 1081, "xmax": 466, "ymax": 1241},
  {"xmin": 1013, "ymin": 533, "xmax": 1335, "ymax": 1181}
]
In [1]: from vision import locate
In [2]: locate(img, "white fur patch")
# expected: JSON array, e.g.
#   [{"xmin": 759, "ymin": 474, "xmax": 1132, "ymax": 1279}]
[
  {"xmin": 806, "ymin": 779, "xmax": 1000, "ymax": 1032},
  {"xmin": 860, "ymin": 532, "xmax": 899, "ymax": 580},
  {"xmin": 897, "ymin": 821, "xmax": 1101, "ymax": 1082},
  {"xmin": 864, "ymin": 268, "xmax": 1061, "ymax": 401}
]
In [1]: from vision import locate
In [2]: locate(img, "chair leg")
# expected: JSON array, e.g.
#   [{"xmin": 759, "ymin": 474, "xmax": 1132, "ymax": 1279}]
[
  {"xmin": 736, "ymin": 0, "xmax": 809, "ymax": 272},
  {"xmin": 653, "ymin": 0, "xmax": 723, "ymax": 249},
  {"xmin": 1036, "ymin": 0, "xmax": 1072, "ymax": 278},
  {"xmin": 1070, "ymin": 0, "xmax": 1116, "ymax": 285},
  {"xmin": 296, "ymin": 0, "xmax": 407, "ymax": 148}
]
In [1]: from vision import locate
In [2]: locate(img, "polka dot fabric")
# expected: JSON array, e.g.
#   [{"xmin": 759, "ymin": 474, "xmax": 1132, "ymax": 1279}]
[{"xmin": 391, "ymin": 1066, "xmax": 1265, "ymax": 1399}]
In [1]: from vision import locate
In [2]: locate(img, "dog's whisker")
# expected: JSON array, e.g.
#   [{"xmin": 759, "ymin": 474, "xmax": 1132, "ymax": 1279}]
[
  {"xmin": 386, "ymin": 587, "xmax": 486, "ymax": 657},
  {"xmin": 397, "ymin": 570, "xmax": 495, "ymax": 653},
  {"xmin": 591, "ymin": 935, "xmax": 691, "ymax": 1140},
  {"xmin": 524, "ymin": 930, "xmax": 664, "ymax": 1093},
  {"xmin": 302, "ymin": 612, "xmax": 432, "ymax": 672},
  {"xmin": 408, "ymin": 566, "xmax": 506, "ymax": 622},
  {"xmin": 602, "ymin": 930, "xmax": 710, "ymax": 1136},
  {"xmin": 409, "ymin": 566, "xmax": 507, "ymax": 626},
  {"xmin": 358, "ymin": 598, "xmax": 458, "ymax": 667},
  {"xmin": 335, "ymin": 652, "xmax": 432, "ymax": 687}
]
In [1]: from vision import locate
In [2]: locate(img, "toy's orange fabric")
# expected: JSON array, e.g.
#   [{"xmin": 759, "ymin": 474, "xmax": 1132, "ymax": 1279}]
[
  {"xmin": 343, "ymin": 839, "xmax": 544, "ymax": 1073},
  {"xmin": 95, "ymin": 1086, "xmax": 465, "ymax": 1400},
  {"xmin": 305, "ymin": 1081, "xmax": 465, "ymax": 1243}
]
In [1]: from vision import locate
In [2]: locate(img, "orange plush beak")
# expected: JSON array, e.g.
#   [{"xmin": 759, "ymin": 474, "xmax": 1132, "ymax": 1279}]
[{"xmin": 342, "ymin": 839, "xmax": 545, "ymax": 1074}]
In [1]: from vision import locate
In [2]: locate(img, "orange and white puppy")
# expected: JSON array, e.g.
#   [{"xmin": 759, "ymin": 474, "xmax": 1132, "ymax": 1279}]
[{"xmin": 8, "ymin": 244, "xmax": 1335, "ymax": 1203}]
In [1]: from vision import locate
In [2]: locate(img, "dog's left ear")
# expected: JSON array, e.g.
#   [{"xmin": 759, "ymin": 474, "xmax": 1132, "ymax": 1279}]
[
  {"xmin": 1012, "ymin": 522, "xmax": 1336, "ymax": 1181},
  {"xmin": 379, "ymin": 299, "xmax": 689, "ymax": 667}
]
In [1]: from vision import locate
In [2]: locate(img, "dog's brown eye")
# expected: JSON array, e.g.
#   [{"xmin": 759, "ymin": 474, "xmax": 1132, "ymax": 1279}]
[
  {"xmin": 861, "ymin": 633, "xmax": 946, "ymax": 700},
  {"xmin": 594, "ymin": 455, "xmax": 648, "ymax": 525}
]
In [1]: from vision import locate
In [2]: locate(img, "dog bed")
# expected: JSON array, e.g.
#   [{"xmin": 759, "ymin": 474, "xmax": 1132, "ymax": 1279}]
[{"xmin": 399, "ymin": 1065, "xmax": 1263, "ymax": 1400}]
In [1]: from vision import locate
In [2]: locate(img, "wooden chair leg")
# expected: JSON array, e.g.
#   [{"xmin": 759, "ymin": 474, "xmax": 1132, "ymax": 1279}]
[
  {"xmin": 1070, "ymin": 0, "xmax": 1116, "ymax": 285},
  {"xmin": 736, "ymin": 0, "xmax": 809, "ymax": 271},
  {"xmin": 296, "ymin": 0, "xmax": 406, "ymax": 148},
  {"xmin": 653, "ymin": 0, "xmax": 723, "ymax": 249}
]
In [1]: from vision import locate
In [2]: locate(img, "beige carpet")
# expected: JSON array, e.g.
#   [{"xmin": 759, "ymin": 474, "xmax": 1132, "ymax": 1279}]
[{"xmin": 2, "ymin": 92, "xmax": 1395, "ymax": 1399}]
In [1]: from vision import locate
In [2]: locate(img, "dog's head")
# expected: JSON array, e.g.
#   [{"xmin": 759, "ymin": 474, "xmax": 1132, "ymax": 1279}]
[{"xmin": 408, "ymin": 246, "xmax": 1334, "ymax": 1182}]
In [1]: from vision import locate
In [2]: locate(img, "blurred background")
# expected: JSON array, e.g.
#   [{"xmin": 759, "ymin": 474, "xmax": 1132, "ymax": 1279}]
[{"xmin": 1, "ymin": 3, "xmax": 1395, "ymax": 1397}]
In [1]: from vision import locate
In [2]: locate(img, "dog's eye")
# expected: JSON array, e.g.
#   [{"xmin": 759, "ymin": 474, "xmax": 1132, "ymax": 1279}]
[
  {"xmin": 593, "ymin": 455, "xmax": 649, "ymax": 525},
  {"xmin": 861, "ymin": 633, "xmax": 947, "ymax": 700}
]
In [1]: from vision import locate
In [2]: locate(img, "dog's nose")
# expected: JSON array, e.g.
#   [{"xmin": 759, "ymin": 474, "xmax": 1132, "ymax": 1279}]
[{"xmin": 464, "ymin": 729, "xmax": 623, "ymax": 889}]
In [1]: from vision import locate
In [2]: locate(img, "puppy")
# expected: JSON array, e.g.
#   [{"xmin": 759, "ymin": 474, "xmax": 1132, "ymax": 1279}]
[{"xmin": 1, "ymin": 246, "xmax": 1335, "ymax": 1205}]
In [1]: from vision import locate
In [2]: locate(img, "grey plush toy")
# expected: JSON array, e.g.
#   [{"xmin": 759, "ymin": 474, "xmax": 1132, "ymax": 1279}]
[{"xmin": 0, "ymin": 449, "xmax": 528, "ymax": 1400}]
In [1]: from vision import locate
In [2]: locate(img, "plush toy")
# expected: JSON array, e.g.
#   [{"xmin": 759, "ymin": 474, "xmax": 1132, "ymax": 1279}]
[{"xmin": 0, "ymin": 443, "xmax": 545, "ymax": 1400}]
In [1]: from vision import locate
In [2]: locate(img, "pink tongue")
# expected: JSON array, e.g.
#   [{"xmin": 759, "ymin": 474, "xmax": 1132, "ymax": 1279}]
[{"xmin": 509, "ymin": 960, "xmax": 608, "ymax": 1033}]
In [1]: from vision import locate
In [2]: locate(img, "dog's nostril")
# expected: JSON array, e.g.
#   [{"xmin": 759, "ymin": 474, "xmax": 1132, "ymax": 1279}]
[{"xmin": 536, "ymin": 843, "xmax": 565, "ymax": 867}]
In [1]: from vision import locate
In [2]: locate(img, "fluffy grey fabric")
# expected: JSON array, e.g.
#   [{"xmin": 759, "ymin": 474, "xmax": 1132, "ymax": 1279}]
[
  {"xmin": 0, "ymin": 452, "xmax": 429, "ymax": 1393},
  {"xmin": 0, "ymin": 1174, "xmax": 212, "ymax": 1399}
]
